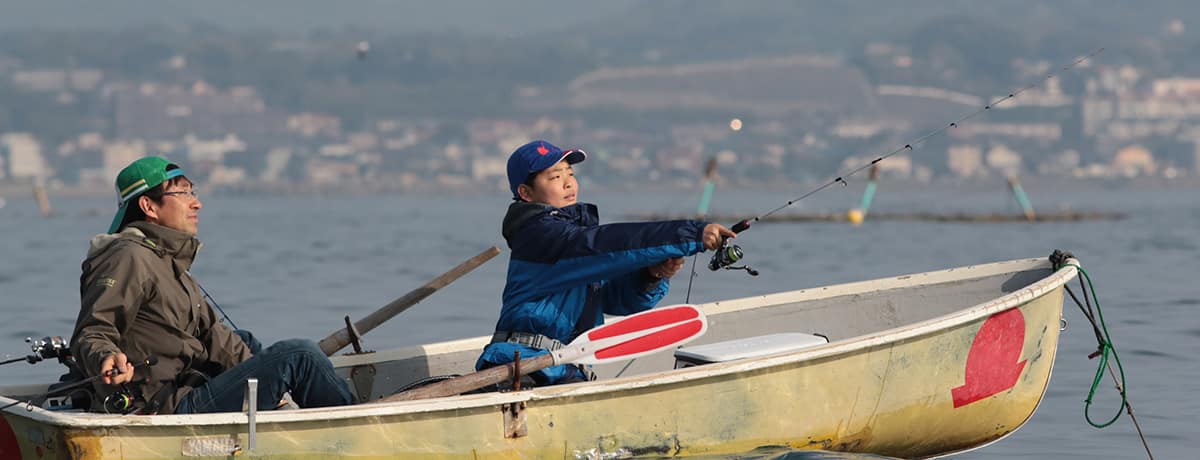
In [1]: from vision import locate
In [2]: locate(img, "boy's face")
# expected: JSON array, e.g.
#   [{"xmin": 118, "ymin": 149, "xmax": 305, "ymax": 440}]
[{"xmin": 519, "ymin": 161, "xmax": 578, "ymax": 208}]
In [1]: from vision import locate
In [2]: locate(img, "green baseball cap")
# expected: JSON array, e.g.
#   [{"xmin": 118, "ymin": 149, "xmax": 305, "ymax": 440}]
[{"xmin": 108, "ymin": 157, "xmax": 186, "ymax": 233}]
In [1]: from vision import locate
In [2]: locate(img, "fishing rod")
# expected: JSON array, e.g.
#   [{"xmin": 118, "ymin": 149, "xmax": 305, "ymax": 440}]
[
  {"xmin": 706, "ymin": 48, "xmax": 1104, "ymax": 274},
  {"xmin": 0, "ymin": 336, "xmax": 70, "ymax": 368},
  {"xmin": 197, "ymin": 282, "xmax": 239, "ymax": 329},
  {"xmin": 1, "ymin": 356, "xmax": 158, "ymax": 412}
]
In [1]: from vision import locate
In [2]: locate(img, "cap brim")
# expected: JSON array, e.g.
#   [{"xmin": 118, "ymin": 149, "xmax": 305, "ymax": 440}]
[
  {"xmin": 562, "ymin": 149, "xmax": 586, "ymax": 165},
  {"xmin": 108, "ymin": 202, "xmax": 129, "ymax": 233}
]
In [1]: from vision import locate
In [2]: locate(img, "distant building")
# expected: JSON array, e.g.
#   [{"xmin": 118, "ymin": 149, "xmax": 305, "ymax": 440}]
[
  {"xmin": 986, "ymin": 144, "xmax": 1023, "ymax": 176},
  {"xmin": 11, "ymin": 69, "xmax": 103, "ymax": 92},
  {"xmin": 1151, "ymin": 78, "xmax": 1200, "ymax": 98},
  {"xmin": 307, "ymin": 159, "xmax": 360, "ymax": 185},
  {"xmin": 113, "ymin": 82, "xmax": 284, "ymax": 140},
  {"xmin": 832, "ymin": 120, "xmax": 890, "ymax": 139},
  {"xmin": 260, "ymin": 148, "xmax": 293, "ymax": 182},
  {"xmin": 186, "ymin": 134, "xmax": 246, "ymax": 164},
  {"xmin": 1038, "ymin": 150, "xmax": 1081, "ymax": 176},
  {"xmin": 347, "ymin": 132, "xmax": 380, "ymax": 151},
  {"xmin": 471, "ymin": 157, "xmax": 506, "ymax": 181},
  {"xmin": 990, "ymin": 78, "xmax": 1071, "ymax": 108},
  {"xmin": 1, "ymin": 133, "xmax": 48, "ymax": 180},
  {"xmin": 102, "ymin": 140, "xmax": 149, "ymax": 185},
  {"xmin": 288, "ymin": 113, "xmax": 342, "ymax": 138},
  {"xmin": 947, "ymin": 145, "xmax": 984, "ymax": 178},
  {"xmin": 841, "ymin": 154, "xmax": 912, "ymax": 178},
  {"xmin": 949, "ymin": 123, "xmax": 1062, "ymax": 142},
  {"xmin": 1112, "ymin": 145, "xmax": 1157, "ymax": 177}
]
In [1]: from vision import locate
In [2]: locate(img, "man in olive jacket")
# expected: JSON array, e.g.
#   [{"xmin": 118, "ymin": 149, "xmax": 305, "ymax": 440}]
[{"xmin": 71, "ymin": 157, "xmax": 354, "ymax": 414}]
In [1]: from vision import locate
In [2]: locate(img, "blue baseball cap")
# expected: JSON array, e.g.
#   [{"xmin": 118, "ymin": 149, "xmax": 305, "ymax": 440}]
[{"xmin": 506, "ymin": 140, "xmax": 586, "ymax": 199}]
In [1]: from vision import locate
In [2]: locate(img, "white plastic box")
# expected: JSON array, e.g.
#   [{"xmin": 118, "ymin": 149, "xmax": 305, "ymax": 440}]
[{"xmin": 673, "ymin": 332, "xmax": 829, "ymax": 368}]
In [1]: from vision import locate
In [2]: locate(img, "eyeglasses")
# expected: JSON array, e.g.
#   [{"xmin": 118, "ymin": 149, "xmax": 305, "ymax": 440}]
[{"xmin": 162, "ymin": 190, "xmax": 199, "ymax": 200}]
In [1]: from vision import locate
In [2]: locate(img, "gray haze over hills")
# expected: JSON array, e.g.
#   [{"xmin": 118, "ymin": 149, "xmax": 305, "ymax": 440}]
[
  {"xmin": 2, "ymin": 1, "xmax": 1196, "ymax": 41},
  {"xmin": 0, "ymin": 1, "xmax": 638, "ymax": 35},
  {"xmin": 3, "ymin": 0, "xmax": 1200, "ymax": 191}
]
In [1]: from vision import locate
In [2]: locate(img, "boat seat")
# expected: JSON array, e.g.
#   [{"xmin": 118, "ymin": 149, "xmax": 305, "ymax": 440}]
[{"xmin": 673, "ymin": 332, "xmax": 829, "ymax": 368}]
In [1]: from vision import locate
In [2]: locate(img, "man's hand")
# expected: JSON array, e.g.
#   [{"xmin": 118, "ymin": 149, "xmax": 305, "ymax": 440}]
[
  {"xmin": 702, "ymin": 223, "xmax": 737, "ymax": 250},
  {"xmin": 99, "ymin": 353, "xmax": 135, "ymax": 385},
  {"xmin": 648, "ymin": 257, "xmax": 685, "ymax": 279}
]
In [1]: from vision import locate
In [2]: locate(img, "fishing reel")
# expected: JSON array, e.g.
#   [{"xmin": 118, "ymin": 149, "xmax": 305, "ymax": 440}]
[
  {"xmin": 27, "ymin": 336, "xmax": 70, "ymax": 364},
  {"xmin": 708, "ymin": 241, "xmax": 758, "ymax": 276},
  {"xmin": 2, "ymin": 335, "xmax": 72, "ymax": 367}
]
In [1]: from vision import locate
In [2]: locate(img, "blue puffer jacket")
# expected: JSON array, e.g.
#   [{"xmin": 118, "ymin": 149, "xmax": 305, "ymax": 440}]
[{"xmin": 476, "ymin": 201, "xmax": 708, "ymax": 384}]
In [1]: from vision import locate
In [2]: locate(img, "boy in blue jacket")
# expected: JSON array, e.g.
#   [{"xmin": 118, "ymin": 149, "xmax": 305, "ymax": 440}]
[{"xmin": 476, "ymin": 140, "xmax": 735, "ymax": 386}]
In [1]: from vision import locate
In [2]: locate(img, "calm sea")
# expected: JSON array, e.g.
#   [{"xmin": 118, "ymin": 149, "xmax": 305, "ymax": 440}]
[{"xmin": 0, "ymin": 181, "xmax": 1194, "ymax": 458}]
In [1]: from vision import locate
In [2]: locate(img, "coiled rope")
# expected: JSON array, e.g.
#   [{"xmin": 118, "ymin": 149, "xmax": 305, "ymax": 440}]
[{"xmin": 1052, "ymin": 253, "xmax": 1155, "ymax": 459}]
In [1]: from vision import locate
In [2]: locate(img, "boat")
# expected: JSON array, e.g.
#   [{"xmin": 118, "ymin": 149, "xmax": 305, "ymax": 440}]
[{"xmin": 0, "ymin": 254, "xmax": 1078, "ymax": 459}]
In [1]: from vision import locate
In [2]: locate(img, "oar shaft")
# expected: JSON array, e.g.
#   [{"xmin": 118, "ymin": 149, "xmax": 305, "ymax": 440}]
[
  {"xmin": 383, "ymin": 354, "xmax": 555, "ymax": 401},
  {"xmin": 319, "ymin": 246, "xmax": 501, "ymax": 356}
]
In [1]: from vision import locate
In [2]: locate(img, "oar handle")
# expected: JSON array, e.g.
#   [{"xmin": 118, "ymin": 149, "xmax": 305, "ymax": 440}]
[
  {"xmin": 319, "ymin": 246, "xmax": 501, "ymax": 356},
  {"xmin": 383, "ymin": 354, "xmax": 555, "ymax": 402}
]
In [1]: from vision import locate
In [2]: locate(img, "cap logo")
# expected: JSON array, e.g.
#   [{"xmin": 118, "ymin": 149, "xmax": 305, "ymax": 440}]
[{"xmin": 537, "ymin": 144, "xmax": 550, "ymax": 155}]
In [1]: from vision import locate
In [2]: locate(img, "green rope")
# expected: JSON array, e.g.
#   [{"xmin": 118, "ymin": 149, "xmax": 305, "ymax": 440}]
[{"xmin": 1063, "ymin": 263, "xmax": 1128, "ymax": 428}]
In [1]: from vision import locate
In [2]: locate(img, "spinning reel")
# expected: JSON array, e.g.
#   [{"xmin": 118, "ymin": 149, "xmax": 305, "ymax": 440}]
[
  {"xmin": 708, "ymin": 240, "xmax": 758, "ymax": 276},
  {"xmin": 2, "ymin": 335, "xmax": 71, "ymax": 367}
]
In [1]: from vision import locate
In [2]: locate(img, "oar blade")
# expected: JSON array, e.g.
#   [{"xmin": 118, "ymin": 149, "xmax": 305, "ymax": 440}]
[
  {"xmin": 566, "ymin": 304, "xmax": 707, "ymax": 365},
  {"xmin": 587, "ymin": 304, "xmax": 701, "ymax": 340},
  {"xmin": 586, "ymin": 319, "xmax": 705, "ymax": 363}
]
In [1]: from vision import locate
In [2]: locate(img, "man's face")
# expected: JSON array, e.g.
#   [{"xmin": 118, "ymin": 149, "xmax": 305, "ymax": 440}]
[
  {"xmin": 142, "ymin": 179, "xmax": 202, "ymax": 235},
  {"xmin": 519, "ymin": 161, "xmax": 578, "ymax": 208}
]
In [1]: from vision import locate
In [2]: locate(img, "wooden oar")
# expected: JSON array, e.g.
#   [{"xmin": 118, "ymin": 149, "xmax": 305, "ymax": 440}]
[
  {"xmin": 318, "ymin": 246, "xmax": 501, "ymax": 356},
  {"xmin": 382, "ymin": 304, "xmax": 708, "ymax": 401}
]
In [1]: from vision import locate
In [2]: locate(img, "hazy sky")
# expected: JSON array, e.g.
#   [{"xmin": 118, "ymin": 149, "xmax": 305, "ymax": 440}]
[{"xmin": 0, "ymin": 0, "xmax": 641, "ymax": 35}]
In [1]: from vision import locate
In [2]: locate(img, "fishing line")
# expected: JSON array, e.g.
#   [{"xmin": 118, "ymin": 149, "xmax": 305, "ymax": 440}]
[
  {"xmin": 722, "ymin": 48, "xmax": 1104, "ymax": 236},
  {"xmin": 686, "ymin": 158, "xmax": 719, "ymax": 304},
  {"xmin": 197, "ymin": 282, "xmax": 239, "ymax": 330}
]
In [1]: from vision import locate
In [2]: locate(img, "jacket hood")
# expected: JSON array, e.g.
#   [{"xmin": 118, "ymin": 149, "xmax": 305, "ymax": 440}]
[
  {"xmin": 86, "ymin": 222, "xmax": 202, "ymax": 267},
  {"xmin": 501, "ymin": 202, "xmax": 598, "ymax": 243},
  {"xmin": 87, "ymin": 226, "xmax": 145, "ymax": 259}
]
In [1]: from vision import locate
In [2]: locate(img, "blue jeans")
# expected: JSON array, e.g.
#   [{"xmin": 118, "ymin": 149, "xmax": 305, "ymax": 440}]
[
  {"xmin": 174, "ymin": 339, "xmax": 354, "ymax": 414},
  {"xmin": 233, "ymin": 329, "xmax": 263, "ymax": 355}
]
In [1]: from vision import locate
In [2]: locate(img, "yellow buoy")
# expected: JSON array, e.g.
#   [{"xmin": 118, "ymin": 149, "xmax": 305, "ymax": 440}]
[{"xmin": 847, "ymin": 208, "xmax": 864, "ymax": 225}]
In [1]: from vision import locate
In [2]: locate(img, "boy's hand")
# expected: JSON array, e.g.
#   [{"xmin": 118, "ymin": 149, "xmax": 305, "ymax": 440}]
[
  {"xmin": 702, "ymin": 223, "xmax": 737, "ymax": 250},
  {"xmin": 648, "ymin": 257, "xmax": 685, "ymax": 279}
]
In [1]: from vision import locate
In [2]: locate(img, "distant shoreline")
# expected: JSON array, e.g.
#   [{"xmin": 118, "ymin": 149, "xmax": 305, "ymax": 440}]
[{"xmin": 2, "ymin": 175, "xmax": 1198, "ymax": 200}]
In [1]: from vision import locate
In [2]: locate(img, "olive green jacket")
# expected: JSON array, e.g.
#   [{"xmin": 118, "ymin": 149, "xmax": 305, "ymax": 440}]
[{"xmin": 70, "ymin": 221, "xmax": 252, "ymax": 413}]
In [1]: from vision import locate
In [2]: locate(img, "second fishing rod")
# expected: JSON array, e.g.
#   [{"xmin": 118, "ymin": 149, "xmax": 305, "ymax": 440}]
[{"xmin": 700, "ymin": 49, "xmax": 1104, "ymax": 277}]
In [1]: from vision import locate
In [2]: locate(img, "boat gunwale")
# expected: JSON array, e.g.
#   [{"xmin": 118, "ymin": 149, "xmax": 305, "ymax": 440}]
[{"xmin": 1, "ymin": 256, "xmax": 1078, "ymax": 428}]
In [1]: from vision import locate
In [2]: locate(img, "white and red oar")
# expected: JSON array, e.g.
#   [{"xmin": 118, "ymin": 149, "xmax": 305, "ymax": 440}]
[{"xmin": 382, "ymin": 304, "xmax": 707, "ymax": 402}]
